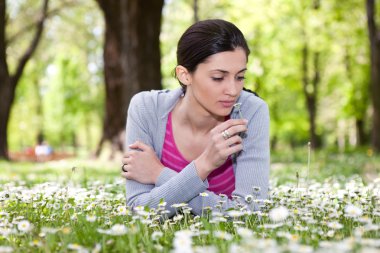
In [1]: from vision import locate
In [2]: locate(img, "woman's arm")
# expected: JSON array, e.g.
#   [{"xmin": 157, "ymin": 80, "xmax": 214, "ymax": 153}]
[{"xmin": 124, "ymin": 93, "xmax": 209, "ymax": 216}]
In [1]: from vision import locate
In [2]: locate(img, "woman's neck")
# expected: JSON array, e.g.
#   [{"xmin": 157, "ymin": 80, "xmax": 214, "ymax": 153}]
[{"xmin": 173, "ymin": 95, "xmax": 223, "ymax": 135}]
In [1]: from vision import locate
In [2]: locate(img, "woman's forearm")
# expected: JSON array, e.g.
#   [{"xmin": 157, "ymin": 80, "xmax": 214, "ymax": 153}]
[{"xmin": 126, "ymin": 161, "xmax": 208, "ymax": 217}]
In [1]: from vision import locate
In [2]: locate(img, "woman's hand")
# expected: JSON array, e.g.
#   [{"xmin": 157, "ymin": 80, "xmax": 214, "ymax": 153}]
[
  {"xmin": 121, "ymin": 141, "xmax": 165, "ymax": 184},
  {"xmin": 195, "ymin": 118, "xmax": 247, "ymax": 180}
]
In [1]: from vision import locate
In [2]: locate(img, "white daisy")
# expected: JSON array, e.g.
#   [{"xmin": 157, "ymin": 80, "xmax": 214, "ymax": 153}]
[{"xmin": 17, "ymin": 220, "xmax": 33, "ymax": 233}]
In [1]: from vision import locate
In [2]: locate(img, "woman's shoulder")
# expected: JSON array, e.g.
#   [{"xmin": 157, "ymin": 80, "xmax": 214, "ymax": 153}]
[
  {"xmin": 239, "ymin": 89, "xmax": 268, "ymax": 114},
  {"xmin": 129, "ymin": 88, "xmax": 183, "ymax": 115},
  {"xmin": 237, "ymin": 90, "xmax": 270, "ymax": 132},
  {"xmin": 131, "ymin": 88, "xmax": 182, "ymax": 106}
]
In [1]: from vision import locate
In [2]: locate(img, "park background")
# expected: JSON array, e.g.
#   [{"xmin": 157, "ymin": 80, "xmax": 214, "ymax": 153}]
[
  {"xmin": 0, "ymin": 0, "xmax": 380, "ymax": 252},
  {"xmin": 1, "ymin": 0, "xmax": 380, "ymax": 159}
]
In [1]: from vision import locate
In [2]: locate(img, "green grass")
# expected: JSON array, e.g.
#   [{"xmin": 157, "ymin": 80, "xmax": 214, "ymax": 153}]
[
  {"xmin": 2, "ymin": 149, "xmax": 379, "ymax": 185},
  {"xmin": 0, "ymin": 151, "xmax": 379, "ymax": 252},
  {"xmin": 0, "ymin": 159, "xmax": 119, "ymax": 186},
  {"xmin": 271, "ymin": 148, "xmax": 380, "ymax": 185}
]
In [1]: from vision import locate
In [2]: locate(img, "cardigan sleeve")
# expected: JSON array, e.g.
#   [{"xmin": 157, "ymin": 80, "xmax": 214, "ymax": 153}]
[
  {"xmin": 155, "ymin": 101, "xmax": 270, "ymax": 216},
  {"xmin": 125, "ymin": 92, "xmax": 209, "ymax": 217}
]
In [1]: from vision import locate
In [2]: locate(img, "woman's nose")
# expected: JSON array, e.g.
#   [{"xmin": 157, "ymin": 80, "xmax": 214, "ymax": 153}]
[{"xmin": 225, "ymin": 79, "xmax": 239, "ymax": 96}]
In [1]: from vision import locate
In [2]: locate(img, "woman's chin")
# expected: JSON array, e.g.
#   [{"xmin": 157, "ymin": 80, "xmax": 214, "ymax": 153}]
[{"xmin": 212, "ymin": 108, "xmax": 233, "ymax": 118}]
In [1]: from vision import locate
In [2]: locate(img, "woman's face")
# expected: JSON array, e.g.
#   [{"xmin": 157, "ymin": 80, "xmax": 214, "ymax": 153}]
[{"xmin": 186, "ymin": 47, "xmax": 247, "ymax": 118}]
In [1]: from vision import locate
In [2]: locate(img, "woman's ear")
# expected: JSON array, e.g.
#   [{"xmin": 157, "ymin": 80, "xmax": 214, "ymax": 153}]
[{"xmin": 175, "ymin": 65, "xmax": 191, "ymax": 86}]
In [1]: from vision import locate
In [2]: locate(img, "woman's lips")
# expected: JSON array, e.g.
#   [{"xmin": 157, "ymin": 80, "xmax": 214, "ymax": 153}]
[{"xmin": 220, "ymin": 101, "xmax": 236, "ymax": 108}]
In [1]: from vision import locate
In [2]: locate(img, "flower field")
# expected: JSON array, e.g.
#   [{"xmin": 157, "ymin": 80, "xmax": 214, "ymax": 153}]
[{"xmin": 0, "ymin": 153, "xmax": 379, "ymax": 253}]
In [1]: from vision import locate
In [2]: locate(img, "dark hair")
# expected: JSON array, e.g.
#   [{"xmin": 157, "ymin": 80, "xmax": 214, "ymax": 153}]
[{"xmin": 176, "ymin": 19, "xmax": 250, "ymax": 91}]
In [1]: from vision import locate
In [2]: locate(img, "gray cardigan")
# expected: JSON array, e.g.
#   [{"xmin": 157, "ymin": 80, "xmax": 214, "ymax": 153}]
[{"xmin": 125, "ymin": 88, "xmax": 270, "ymax": 216}]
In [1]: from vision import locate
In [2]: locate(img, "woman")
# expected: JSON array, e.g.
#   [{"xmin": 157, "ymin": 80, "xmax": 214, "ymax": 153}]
[{"xmin": 121, "ymin": 19, "xmax": 270, "ymax": 217}]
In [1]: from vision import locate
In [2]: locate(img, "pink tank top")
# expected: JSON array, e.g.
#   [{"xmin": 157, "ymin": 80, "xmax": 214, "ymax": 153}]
[{"xmin": 161, "ymin": 112, "xmax": 235, "ymax": 197}]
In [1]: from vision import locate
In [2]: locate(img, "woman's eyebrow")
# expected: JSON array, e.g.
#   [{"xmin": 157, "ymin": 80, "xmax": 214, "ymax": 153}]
[
  {"xmin": 210, "ymin": 68, "xmax": 247, "ymax": 73},
  {"xmin": 237, "ymin": 68, "xmax": 247, "ymax": 73}
]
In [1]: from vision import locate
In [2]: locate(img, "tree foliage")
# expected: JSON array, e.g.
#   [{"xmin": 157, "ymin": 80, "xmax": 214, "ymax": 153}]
[
  {"xmin": 3, "ymin": 0, "xmax": 378, "ymax": 156},
  {"xmin": 6, "ymin": 0, "xmax": 104, "ymax": 154}
]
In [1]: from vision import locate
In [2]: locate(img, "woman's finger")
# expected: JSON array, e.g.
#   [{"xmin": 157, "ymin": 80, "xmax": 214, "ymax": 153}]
[
  {"xmin": 225, "ymin": 143, "xmax": 243, "ymax": 155},
  {"xmin": 121, "ymin": 171, "xmax": 128, "ymax": 178},
  {"xmin": 128, "ymin": 141, "xmax": 150, "ymax": 151},
  {"xmin": 224, "ymin": 135, "xmax": 242, "ymax": 146},
  {"xmin": 121, "ymin": 168, "xmax": 134, "ymax": 178},
  {"xmin": 214, "ymin": 118, "xmax": 247, "ymax": 134},
  {"xmin": 122, "ymin": 156, "xmax": 130, "ymax": 164},
  {"xmin": 219, "ymin": 125, "xmax": 246, "ymax": 143}
]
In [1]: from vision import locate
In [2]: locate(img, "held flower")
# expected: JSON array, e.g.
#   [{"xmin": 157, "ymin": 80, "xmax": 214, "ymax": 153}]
[{"xmin": 233, "ymin": 103, "xmax": 243, "ymax": 119}]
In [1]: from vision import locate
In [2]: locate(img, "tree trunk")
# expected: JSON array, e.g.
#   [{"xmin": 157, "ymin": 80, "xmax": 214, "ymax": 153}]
[
  {"xmin": 95, "ymin": 0, "xmax": 164, "ymax": 157},
  {"xmin": 0, "ymin": 1, "xmax": 11, "ymax": 160},
  {"xmin": 301, "ymin": 41, "xmax": 321, "ymax": 149},
  {"xmin": 356, "ymin": 119, "xmax": 366, "ymax": 145},
  {"xmin": 0, "ymin": 78, "xmax": 12, "ymax": 161},
  {"xmin": 300, "ymin": 1, "xmax": 322, "ymax": 150},
  {"xmin": 366, "ymin": 0, "xmax": 380, "ymax": 152},
  {"xmin": 345, "ymin": 45, "xmax": 368, "ymax": 146},
  {"xmin": 311, "ymin": 51, "xmax": 321, "ymax": 148},
  {"xmin": 34, "ymin": 76, "xmax": 44, "ymax": 140},
  {"xmin": 193, "ymin": 0, "xmax": 199, "ymax": 23},
  {"xmin": 0, "ymin": 0, "xmax": 49, "ymax": 160}
]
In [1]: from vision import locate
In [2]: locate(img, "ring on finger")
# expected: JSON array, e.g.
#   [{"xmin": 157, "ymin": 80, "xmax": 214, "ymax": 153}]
[
  {"xmin": 222, "ymin": 130, "xmax": 231, "ymax": 140},
  {"xmin": 121, "ymin": 164, "xmax": 128, "ymax": 172}
]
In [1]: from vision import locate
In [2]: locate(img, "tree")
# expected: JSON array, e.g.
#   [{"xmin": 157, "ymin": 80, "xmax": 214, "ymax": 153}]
[
  {"xmin": 300, "ymin": 0, "xmax": 322, "ymax": 149},
  {"xmin": 0, "ymin": 0, "xmax": 49, "ymax": 160},
  {"xmin": 5, "ymin": 1, "xmax": 104, "ymax": 154},
  {"xmin": 95, "ymin": 0, "xmax": 164, "ymax": 157},
  {"xmin": 193, "ymin": 0, "xmax": 199, "ymax": 23},
  {"xmin": 366, "ymin": 0, "xmax": 380, "ymax": 152},
  {"xmin": 301, "ymin": 40, "xmax": 321, "ymax": 149}
]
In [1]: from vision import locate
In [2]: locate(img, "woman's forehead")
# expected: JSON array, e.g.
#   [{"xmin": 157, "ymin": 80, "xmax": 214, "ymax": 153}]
[{"xmin": 198, "ymin": 49, "xmax": 247, "ymax": 72}]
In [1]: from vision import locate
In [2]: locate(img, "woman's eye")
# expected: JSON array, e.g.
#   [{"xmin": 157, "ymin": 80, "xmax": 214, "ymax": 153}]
[
  {"xmin": 212, "ymin": 77, "xmax": 224, "ymax": 82},
  {"xmin": 236, "ymin": 76, "xmax": 246, "ymax": 81}
]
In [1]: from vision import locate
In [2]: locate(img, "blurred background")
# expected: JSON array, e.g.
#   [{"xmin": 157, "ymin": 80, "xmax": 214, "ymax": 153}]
[{"xmin": 0, "ymin": 0, "xmax": 379, "ymax": 164}]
